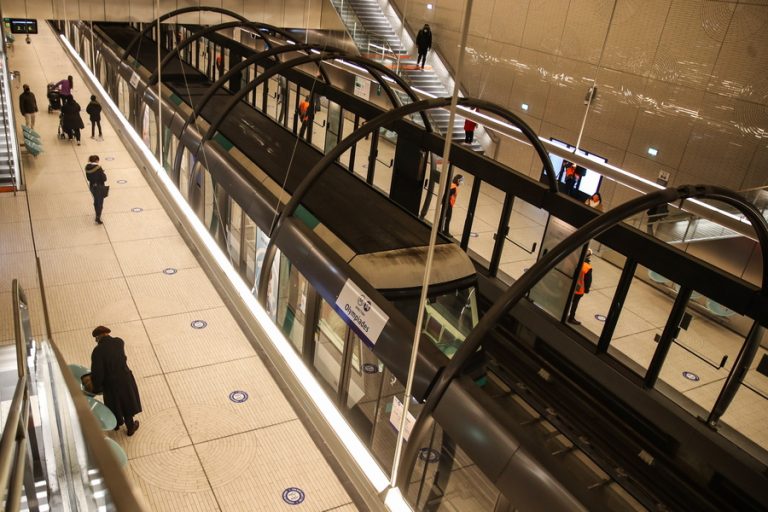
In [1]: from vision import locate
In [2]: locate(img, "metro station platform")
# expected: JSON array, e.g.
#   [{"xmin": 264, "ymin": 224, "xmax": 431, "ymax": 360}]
[{"xmin": 0, "ymin": 21, "xmax": 358, "ymax": 512}]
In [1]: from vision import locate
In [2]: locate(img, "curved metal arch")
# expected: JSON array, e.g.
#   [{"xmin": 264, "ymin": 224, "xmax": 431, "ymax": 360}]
[
  {"xmin": 395, "ymin": 184, "xmax": 768, "ymax": 492},
  {"xmin": 254, "ymin": 96, "xmax": 557, "ymax": 308},
  {"xmin": 147, "ymin": 20, "xmax": 309, "ymax": 86},
  {"xmin": 200, "ymin": 53, "xmax": 440, "ymax": 149},
  {"xmin": 120, "ymin": 6, "xmax": 248, "ymax": 60},
  {"xmin": 171, "ymin": 44, "xmax": 349, "ymax": 184}
]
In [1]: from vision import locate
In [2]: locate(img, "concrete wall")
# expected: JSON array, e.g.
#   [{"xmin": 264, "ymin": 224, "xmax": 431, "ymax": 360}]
[{"xmin": 392, "ymin": 0, "xmax": 768, "ymax": 207}]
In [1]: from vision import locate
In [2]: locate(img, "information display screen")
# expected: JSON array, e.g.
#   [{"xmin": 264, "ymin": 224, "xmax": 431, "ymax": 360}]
[
  {"xmin": 5, "ymin": 18, "xmax": 37, "ymax": 35},
  {"xmin": 547, "ymin": 138, "xmax": 606, "ymax": 197}
]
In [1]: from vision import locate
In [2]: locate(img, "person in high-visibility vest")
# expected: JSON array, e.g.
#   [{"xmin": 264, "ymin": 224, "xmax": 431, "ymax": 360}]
[
  {"xmin": 564, "ymin": 162, "xmax": 577, "ymax": 196},
  {"xmin": 298, "ymin": 96, "xmax": 311, "ymax": 140},
  {"xmin": 567, "ymin": 249, "xmax": 593, "ymax": 325},
  {"xmin": 441, "ymin": 174, "xmax": 465, "ymax": 236}
]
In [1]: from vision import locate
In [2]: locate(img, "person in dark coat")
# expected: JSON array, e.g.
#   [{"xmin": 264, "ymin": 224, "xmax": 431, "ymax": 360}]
[
  {"xmin": 19, "ymin": 84, "xmax": 38, "ymax": 128},
  {"xmin": 86, "ymin": 95, "xmax": 102, "ymax": 140},
  {"xmin": 90, "ymin": 326, "xmax": 142, "ymax": 436},
  {"xmin": 85, "ymin": 155, "xmax": 108, "ymax": 224},
  {"xmin": 416, "ymin": 24, "xmax": 432, "ymax": 69},
  {"xmin": 61, "ymin": 98, "xmax": 84, "ymax": 145}
]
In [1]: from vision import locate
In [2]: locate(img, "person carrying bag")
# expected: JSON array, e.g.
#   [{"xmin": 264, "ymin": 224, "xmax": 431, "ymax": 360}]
[{"xmin": 85, "ymin": 155, "xmax": 108, "ymax": 224}]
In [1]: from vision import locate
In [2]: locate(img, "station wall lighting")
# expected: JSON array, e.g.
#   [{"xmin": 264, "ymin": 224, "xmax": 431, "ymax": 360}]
[
  {"xmin": 521, "ymin": 103, "xmax": 529, "ymax": 111},
  {"xmin": 427, "ymin": 3, "xmax": 433, "ymax": 9},
  {"xmin": 648, "ymin": 147, "xmax": 658, "ymax": 157}
]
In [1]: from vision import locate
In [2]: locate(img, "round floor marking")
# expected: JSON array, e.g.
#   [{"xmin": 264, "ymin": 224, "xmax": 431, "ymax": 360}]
[
  {"xmin": 595, "ymin": 314, "xmax": 607, "ymax": 322},
  {"xmin": 105, "ymin": 156, "xmax": 115, "ymax": 161},
  {"xmin": 470, "ymin": 232, "xmax": 479, "ymax": 238},
  {"xmin": 162, "ymin": 268, "xmax": 177, "ymax": 275},
  {"xmin": 682, "ymin": 371, "xmax": 700, "ymax": 381},
  {"xmin": 418, "ymin": 448, "xmax": 440, "ymax": 463},
  {"xmin": 131, "ymin": 207, "xmax": 143, "ymax": 213},
  {"xmin": 282, "ymin": 487, "xmax": 305, "ymax": 505},
  {"xmin": 190, "ymin": 320, "xmax": 207, "ymax": 329},
  {"xmin": 117, "ymin": 179, "xmax": 127, "ymax": 184},
  {"xmin": 362, "ymin": 363, "xmax": 378, "ymax": 374},
  {"xmin": 229, "ymin": 390, "xmax": 248, "ymax": 403}
]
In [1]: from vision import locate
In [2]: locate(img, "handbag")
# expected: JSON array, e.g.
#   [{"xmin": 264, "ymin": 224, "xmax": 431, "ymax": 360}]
[{"xmin": 103, "ymin": 185, "xmax": 110, "ymax": 198}]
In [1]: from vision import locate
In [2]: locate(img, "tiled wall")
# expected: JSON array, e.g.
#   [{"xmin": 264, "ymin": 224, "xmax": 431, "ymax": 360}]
[{"xmin": 394, "ymin": 0, "xmax": 768, "ymax": 206}]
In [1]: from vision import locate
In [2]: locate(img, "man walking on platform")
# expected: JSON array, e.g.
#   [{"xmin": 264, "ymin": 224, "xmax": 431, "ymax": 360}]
[
  {"xmin": 567, "ymin": 250, "xmax": 593, "ymax": 325},
  {"xmin": 298, "ymin": 96, "xmax": 311, "ymax": 141}
]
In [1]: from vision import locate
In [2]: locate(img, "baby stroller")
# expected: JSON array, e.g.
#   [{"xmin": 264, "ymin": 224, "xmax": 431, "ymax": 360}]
[{"xmin": 47, "ymin": 83, "xmax": 62, "ymax": 113}]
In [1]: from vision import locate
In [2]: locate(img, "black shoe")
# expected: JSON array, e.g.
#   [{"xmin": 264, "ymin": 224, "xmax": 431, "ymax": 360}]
[
  {"xmin": 567, "ymin": 317, "xmax": 581, "ymax": 325},
  {"xmin": 127, "ymin": 421, "xmax": 140, "ymax": 437},
  {"xmin": 95, "ymin": 217, "xmax": 103, "ymax": 224}
]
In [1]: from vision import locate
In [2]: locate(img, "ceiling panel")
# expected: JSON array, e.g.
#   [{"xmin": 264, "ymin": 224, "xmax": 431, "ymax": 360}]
[
  {"xmin": 707, "ymin": 4, "xmax": 768, "ymax": 104},
  {"xmin": 521, "ymin": 0, "xmax": 569, "ymax": 55},
  {"xmin": 583, "ymin": 68, "xmax": 646, "ymax": 151},
  {"xmin": 489, "ymin": 0, "xmax": 529, "ymax": 46},
  {"xmin": 651, "ymin": 0, "xmax": 733, "ymax": 90},
  {"xmin": 559, "ymin": 0, "xmax": 613, "ymax": 65},
  {"xmin": 601, "ymin": 0, "xmax": 671, "ymax": 76},
  {"xmin": 627, "ymin": 78, "xmax": 705, "ymax": 168},
  {"xmin": 541, "ymin": 57, "xmax": 597, "ymax": 134}
]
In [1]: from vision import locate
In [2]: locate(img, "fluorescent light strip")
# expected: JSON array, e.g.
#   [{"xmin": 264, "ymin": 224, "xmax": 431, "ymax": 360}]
[{"xmin": 60, "ymin": 34, "xmax": 392, "ymax": 496}]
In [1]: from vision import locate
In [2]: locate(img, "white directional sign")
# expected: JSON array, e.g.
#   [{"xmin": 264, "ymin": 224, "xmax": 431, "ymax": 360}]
[{"xmin": 335, "ymin": 279, "xmax": 389, "ymax": 344}]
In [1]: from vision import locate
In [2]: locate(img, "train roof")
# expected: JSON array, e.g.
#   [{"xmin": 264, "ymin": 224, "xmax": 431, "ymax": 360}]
[{"xmin": 100, "ymin": 24, "xmax": 475, "ymax": 290}]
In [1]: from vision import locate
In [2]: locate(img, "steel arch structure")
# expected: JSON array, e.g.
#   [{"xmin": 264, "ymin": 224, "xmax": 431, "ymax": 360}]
[{"xmin": 120, "ymin": 6, "xmax": 248, "ymax": 60}]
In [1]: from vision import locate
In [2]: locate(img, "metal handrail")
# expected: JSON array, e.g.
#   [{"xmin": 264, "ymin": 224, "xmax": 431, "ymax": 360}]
[
  {"xmin": 0, "ymin": 280, "xmax": 30, "ymax": 509},
  {"xmin": 328, "ymin": 0, "xmax": 401, "ymax": 64}
]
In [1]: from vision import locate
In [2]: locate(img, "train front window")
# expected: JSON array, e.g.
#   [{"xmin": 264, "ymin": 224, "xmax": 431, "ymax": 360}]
[{"xmin": 422, "ymin": 286, "xmax": 479, "ymax": 359}]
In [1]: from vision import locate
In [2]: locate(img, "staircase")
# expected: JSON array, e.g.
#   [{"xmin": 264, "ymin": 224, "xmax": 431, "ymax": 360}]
[
  {"xmin": 329, "ymin": 0, "xmax": 484, "ymax": 152},
  {"xmin": 0, "ymin": 53, "xmax": 18, "ymax": 190}
]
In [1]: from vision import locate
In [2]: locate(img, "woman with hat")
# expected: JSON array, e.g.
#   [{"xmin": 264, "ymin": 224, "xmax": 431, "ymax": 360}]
[{"xmin": 90, "ymin": 326, "xmax": 142, "ymax": 436}]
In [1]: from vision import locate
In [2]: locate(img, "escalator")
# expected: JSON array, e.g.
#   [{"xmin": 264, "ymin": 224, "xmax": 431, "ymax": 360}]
[{"xmin": 0, "ymin": 279, "xmax": 146, "ymax": 511}]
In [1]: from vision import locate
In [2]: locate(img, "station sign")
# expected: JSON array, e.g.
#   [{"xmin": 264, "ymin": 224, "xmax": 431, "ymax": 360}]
[{"xmin": 335, "ymin": 279, "xmax": 388, "ymax": 345}]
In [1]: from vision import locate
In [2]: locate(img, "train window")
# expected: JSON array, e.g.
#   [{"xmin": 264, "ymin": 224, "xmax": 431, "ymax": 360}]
[
  {"xmin": 314, "ymin": 300, "xmax": 349, "ymax": 395},
  {"xmin": 117, "ymin": 78, "xmax": 130, "ymax": 120},
  {"xmin": 142, "ymin": 105, "xmax": 157, "ymax": 156},
  {"xmin": 97, "ymin": 55, "xmax": 107, "ymax": 89},
  {"xmin": 422, "ymin": 286, "xmax": 479, "ymax": 358},
  {"xmin": 276, "ymin": 255, "xmax": 308, "ymax": 353}
]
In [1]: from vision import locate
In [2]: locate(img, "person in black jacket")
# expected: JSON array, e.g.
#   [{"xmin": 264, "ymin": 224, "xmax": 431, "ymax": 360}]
[
  {"xmin": 85, "ymin": 155, "xmax": 108, "ymax": 224},
  {"xmin": 19, "ymin": 84, "xmax": 38, "ymax": 128},
  {"xmin": 86, "ymin": 95, "xmax": 102, "ymax": 140},
  {"xmin": 61, "ymin": 98, "xmax": 84, "ymax": 145},
  {"xmin": 90, "ymin": 326, "xmax": 142, "ymax": 436},
  {"xmin": 416, "ymin": 24, "xmax": 432, "ymax": 69}
]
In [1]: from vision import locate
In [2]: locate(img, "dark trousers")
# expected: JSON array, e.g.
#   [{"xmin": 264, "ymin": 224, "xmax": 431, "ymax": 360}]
[
  {"xmin": 465, "ymin": 130, "xmax": 474, "ymax": 143},
  {"xmin": 90, "ymin": 185, "xmax": 105, "ymax": 219},
  {"xmin": 298, "ymin": 119, "xmax": 309, "ymax": 141},
  {"xmin": 569, "ymin": 293, "xmax": 583, "ymax": 320},
  {"xmin": 442, "ymin": 204, "xmax": 454, "ymax": 236},
  {"xmin": 66, "ymin": 127, "xmax": 81, "ymax": 142},
  {"xmin": 417, "ymin": 49, "xmax": 428, "ymax": 68},
  {"xmin": 91, "ymin": 120, "xmax": 102, "ymax": 137}
]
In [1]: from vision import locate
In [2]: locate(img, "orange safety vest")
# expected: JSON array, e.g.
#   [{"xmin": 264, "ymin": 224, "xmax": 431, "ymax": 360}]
[
  {"xmin": 565, "ymin": 165, "xmax": 576, "ymax": 178},
  {"xmin": 575, "ymin": 261, "xmax": 592, "ymax": 295},
  {"xmin": 299, "ymin": 100, "xmax": 310, "ymax": 121},
  {"xmin": 449, "ymin": 182, "xmax": 458, "ymax": 207}
]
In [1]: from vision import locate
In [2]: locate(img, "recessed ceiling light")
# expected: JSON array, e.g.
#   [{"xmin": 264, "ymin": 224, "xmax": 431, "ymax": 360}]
[
  {"xmin": 648, "ymin": 147, "xmax": 658, "ymax": 156},
  {"xmin": 427, "ymin": 3, "xmax": 433, "ymax": 9},
  {"xmin": 521, "ymin": 103, "xmax": 529, "ymax": 111}
]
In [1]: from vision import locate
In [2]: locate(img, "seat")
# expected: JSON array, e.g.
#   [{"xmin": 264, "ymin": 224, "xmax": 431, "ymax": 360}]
[
  {"xmin": 87, "ymin": 396, "xmax": 117, "ymax": 431},
  {"xmin": 648, "ymin": 270, "xmax": 669, "ymax": 284},
  {"xmin": 706, "ymin": 299, "xmax": 736, "ymax": 317},
  {"xmin": 104, "ymin": 437, "xmax": 128, "ymax": 467}
]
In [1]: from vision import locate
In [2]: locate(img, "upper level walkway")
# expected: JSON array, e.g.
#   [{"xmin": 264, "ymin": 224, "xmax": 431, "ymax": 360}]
[{"xmin": 0, "ymin": 21, "xmax": 358, "ymax": 512}]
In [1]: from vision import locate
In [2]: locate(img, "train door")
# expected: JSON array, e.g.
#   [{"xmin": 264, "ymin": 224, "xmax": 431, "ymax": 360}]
[
  {"xmin": 312, "ymin": 299, "xmax": 386, "ymax": 442},
  {"xmin": 324, "ymin": 101, "xmax": 343, "ymax": 154},
  {"xmin": 276, "ymin": 255, "xmax": 309, "ymax": 353}
]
